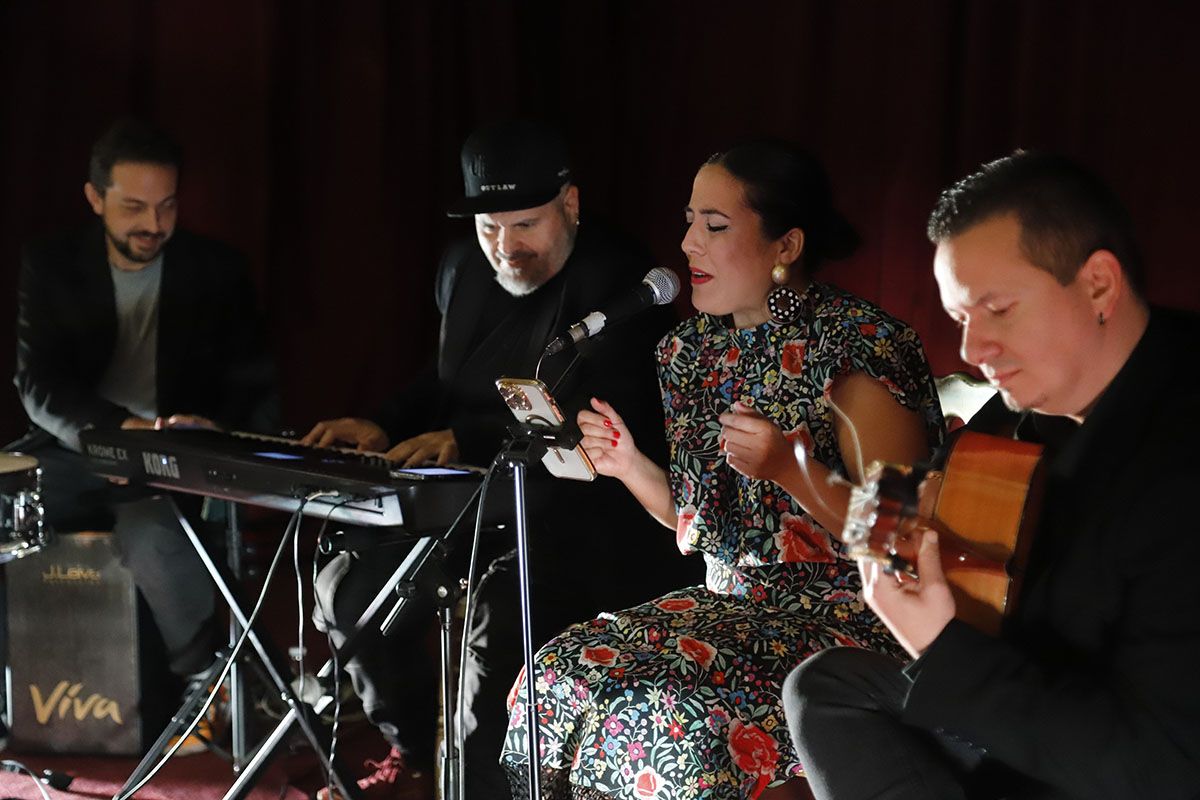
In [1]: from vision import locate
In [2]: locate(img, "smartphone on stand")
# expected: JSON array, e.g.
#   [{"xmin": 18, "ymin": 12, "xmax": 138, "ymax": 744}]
[{"xmin": 495, "ymin": 377, "xmax": 596, "ymax": 482}]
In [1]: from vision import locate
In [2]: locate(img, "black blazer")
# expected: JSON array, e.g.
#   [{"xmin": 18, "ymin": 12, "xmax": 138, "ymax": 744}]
[
  {"xmin": 375, "ymin": 224, "xmax": 699, "ymax": 605},
  {"xmin": 901, "ymin": 308, "xmax": 1200, "ymax": 799},
  {"xmin": 379, "ymin": 223, "xmax": 673, "ymax": 468},
  {"xmin": 12, "ymin": 224, "xmax": 278, "ymax": 451}
]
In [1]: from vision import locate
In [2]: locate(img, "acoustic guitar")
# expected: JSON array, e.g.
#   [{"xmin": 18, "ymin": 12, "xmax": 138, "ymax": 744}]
[{"xmin": 840, "ymin": 431, "xmax": 1045, "ymax": 636}]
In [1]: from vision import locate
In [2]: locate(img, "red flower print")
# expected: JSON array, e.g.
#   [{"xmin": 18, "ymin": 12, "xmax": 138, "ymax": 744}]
[
  {"xmin": 780, "ymin": 341, "xmax": 806, "ymax": 378},
  {"xmin": 725, "ymin": 346, "xmax": 741, "ymax": 366},
  {"xmin": 832, "ymin": 630, "xmax": 862, "ymax": 648},
  {"xmin": 676, "ymin": 635, "xmax": 718, "ymax": 669},
  {"xmin": 782, "ymin": 423, "xmax": 814, "ymax": 456},
  {"xmin": 727, "ymin": 718, "xmax": 779, "ymax": 779},
  {"xmin": 675, "ymin": 507, "xmax": 698, "ymax": 554},
  {"xmin": 773, "ymin": 513, "xmax": 835, "ymax": 563},
  {"xmin": 655, "ymin": 597, "xmax": 698, "ymax": 613},
  {"xmin": 633, "ymin": 765, "xmax": 665, "ymax": 799},
  {"xmin": 506, "ymin": 666, "xmax": 525, "ymax": 711},
  {"xmin": 580, "ymin": 645, "xmax": 618, "ymax": 668},
  {"xmin": 858, "ymin": 322, "xmax": 877, "ymax": 337},
  {"xmin": 507, "ymin": 699, "xmax": 524, "ymax": 729},
  {"xmin": 712, "ymin": 671, "xmax": 726, "ymax": 685}
]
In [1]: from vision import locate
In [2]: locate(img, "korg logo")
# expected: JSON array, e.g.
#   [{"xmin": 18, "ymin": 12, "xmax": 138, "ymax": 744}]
[{"xmin": 143, "ymin": 452, "xmax": 180, "ymax": 479}]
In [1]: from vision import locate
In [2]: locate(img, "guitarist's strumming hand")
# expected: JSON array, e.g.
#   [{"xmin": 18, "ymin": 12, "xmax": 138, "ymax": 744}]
[{"xmin": 859, "ymin": 530, "xmax": 956, "ymax": 659}]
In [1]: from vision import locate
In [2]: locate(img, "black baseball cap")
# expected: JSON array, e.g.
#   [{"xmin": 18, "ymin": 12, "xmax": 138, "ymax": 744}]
[{"xmin": 447, "ymin": 120, "xmax": 572, "ymax": 217}]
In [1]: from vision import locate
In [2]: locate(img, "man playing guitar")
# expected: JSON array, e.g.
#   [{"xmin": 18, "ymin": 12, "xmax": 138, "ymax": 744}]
[{"xmin": 782, "ymin": 151, "xmax": 1200, "ymax": 799}]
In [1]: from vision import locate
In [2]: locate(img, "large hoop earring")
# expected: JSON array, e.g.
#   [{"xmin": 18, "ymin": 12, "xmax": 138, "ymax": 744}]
[{"xmin": 767, "ymin": 285, "xmax": 803, "ymax": 325}]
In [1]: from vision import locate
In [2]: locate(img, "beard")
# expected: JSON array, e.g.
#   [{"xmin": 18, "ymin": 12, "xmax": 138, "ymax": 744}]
[
  {"xmin": 493, "ymin": 259, "xmax": 554, "ymax": 296},
  {"xmin": 490, "ymin": 225, "xmax": 576, "ymax": 297},
  {"xmin": 107, "ymin": 226, "xmax": 168, "ymax": 264}
]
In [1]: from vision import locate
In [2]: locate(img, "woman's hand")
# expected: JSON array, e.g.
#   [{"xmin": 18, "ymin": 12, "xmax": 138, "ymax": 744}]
[
  {"xmin": 579, "ymin": 397, "xmax": 677, "ymax": 530},
  {"xmin": 578, "ymin": 397, "xmax": 641, "ymax": 479},
  {"xmin": 718, "ymin": 401, "xmax": 796, "ymax": 483}
]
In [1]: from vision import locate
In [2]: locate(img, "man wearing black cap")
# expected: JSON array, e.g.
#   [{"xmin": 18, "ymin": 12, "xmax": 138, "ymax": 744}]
[{"xmin": 305, "ymin": 120, "xmax": 688, "ymax": 799}]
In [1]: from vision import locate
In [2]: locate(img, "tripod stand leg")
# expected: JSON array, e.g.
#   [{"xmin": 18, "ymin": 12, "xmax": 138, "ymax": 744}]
[
  {"xmin": 113, "ymin": 499, "xmax": 354, "ymax": 800},
  {"xmin": 439, "ymin": 604, "xmax": 460, "ymax": 800},
  {"xmin": 224, "ymin": 532, "xmax": 450, "ymax": 799},
  {"xmin": 512, "ymin": 463, "xmax": 542, "ymax": 800},
  {"xmin": 224, "ymin": 501, "xmax": 248, "ymax": 770},
  {"xmin": 114, "ymin": 653, "xmax": 230, "ymax": 800}
]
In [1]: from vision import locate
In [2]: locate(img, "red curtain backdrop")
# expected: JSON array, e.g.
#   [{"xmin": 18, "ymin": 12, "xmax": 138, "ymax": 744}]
[{"xmin": 2, "ymin": 0, "xmax": 1198, "ymax": 441}]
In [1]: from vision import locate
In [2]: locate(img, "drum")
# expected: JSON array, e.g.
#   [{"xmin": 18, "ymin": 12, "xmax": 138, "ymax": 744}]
[{"xmin": 1, "ymin": 452, "xmax": 51, "ymax": 563}]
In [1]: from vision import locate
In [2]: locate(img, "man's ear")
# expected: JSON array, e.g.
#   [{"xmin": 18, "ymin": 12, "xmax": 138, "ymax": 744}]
[
  {"xmin": 1079, "ymin": 248, "xmax": 1123, "ymax": 320},
  {"xmin": 83, "ymin": 182, "xmax": 105, "ymax": 216},
  {"xmin": 562, "ymin": 184, "xmax": 580, "ymax": 223}
]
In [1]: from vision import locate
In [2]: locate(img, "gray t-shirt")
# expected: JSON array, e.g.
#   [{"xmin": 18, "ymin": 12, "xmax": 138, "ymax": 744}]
[{"xmin": 97, "ymin": 256, "xmax": 162, "ymax": 420}]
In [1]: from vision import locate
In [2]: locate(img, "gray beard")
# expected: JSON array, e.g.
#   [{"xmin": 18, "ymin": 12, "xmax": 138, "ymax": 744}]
[{"xmin": 493, "ymin": 269, "xmax": 542, "ymax": 297}]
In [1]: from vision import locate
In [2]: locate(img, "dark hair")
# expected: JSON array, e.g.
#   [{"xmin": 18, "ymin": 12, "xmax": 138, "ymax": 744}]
[
  {"xmin": 926, "ymin": 150, "xmax": 1145, "ymax": 295},
  {"xmin": 705, "ymin": 140, "xmax": 860, "ymax": 275},
  {"xmin": 88, "ymin": 118, "xmax": 183, "ymax": 194}
]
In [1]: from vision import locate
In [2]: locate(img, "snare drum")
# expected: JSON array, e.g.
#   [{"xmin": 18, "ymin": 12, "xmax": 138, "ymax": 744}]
[{"xmin": 1, "ymin": 452, "xmax": 51, "ymax": 563}]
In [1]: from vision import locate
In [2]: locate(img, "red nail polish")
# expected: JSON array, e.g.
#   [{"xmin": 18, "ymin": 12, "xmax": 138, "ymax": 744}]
[
  {"xmin": 603, "ymin": 419, "xmax": 613, "ymax": 428},
  {"xmin": 613, "ymin": 430, "xmax": 621, "ymax": 439},
  {"xmin": 611, "ymin": 439, "xmax": 618, "ymax": 447}
]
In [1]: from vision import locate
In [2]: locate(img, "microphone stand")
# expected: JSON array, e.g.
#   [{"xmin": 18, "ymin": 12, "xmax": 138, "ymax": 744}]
[{"xmin": 493, "ymin": 418, "xmax": 584, "ymax": 800}]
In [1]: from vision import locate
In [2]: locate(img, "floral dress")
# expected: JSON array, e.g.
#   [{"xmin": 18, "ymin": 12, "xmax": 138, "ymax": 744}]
[{"xmin": 500, "ymin": 283, "xmax": 944, "ymax": 799}]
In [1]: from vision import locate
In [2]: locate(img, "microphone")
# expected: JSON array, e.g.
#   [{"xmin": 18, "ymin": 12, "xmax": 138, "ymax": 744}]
[{"xmin": 543, "ymin": 267, "xmax": 680, "ymax": 356}]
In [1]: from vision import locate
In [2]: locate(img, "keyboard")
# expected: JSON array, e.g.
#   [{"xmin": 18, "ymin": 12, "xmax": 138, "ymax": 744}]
[{"xmin": 80, "ymin": 427, "xmax": 485, "ymax": 530}]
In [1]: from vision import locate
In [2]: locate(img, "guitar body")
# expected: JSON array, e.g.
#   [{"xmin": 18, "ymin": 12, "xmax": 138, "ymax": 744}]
[{"xmin": 842, "ymin": 431, "xmax": 1045, "ymax": 636}]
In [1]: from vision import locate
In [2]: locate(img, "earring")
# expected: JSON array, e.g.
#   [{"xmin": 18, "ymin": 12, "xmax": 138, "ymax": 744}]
[
  {"xmin": 767, "ymin": 263, "xmax": 801, "ymax": 324},
  {"xmin": 767, "ymin": 285, "xmax": 803, "ymax": 325},
  {"xmin": 1098, "ymin": 311, "xmax": 1106, "ymax": 326}
]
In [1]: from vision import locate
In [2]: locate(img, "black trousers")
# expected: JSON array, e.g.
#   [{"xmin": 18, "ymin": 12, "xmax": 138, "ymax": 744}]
[
  {"xmin": 783, "ymin": 648, "xmax": 1056, "ymax": 800},
  {"xmin": 314, "ymin": 535, "xmax": 617, "ymax": 798},
  {"xmin": 12, "ymin": 441, "xmax": 219, "ymax": 677}
]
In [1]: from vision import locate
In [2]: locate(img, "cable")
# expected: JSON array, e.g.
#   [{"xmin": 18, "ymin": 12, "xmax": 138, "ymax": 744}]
[
  {"xmin": 119, "ymin": 492, "xmax": 336, "ymax": 798},
  {"xmin": 309, "ymin": 498, "xmax": 355, "ymax": 800},
  {"xmin": 0, "ymin": 759, "xmax": 55, "ymax": 800},
  {"xmin": 545, "ymin": 351, "xmax": 582, "ymax": 397}
]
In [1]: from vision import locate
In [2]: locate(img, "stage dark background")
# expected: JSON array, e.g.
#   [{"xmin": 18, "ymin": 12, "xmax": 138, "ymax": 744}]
[{"xmin": 2, "ymin": 0, "xmax": 1198, "ymax": 443}]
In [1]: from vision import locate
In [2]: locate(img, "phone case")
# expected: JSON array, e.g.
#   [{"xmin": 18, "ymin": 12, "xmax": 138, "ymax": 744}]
[{"xmin": 495, "ymin": 377, "xmax": 596, "ymax": 482}]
